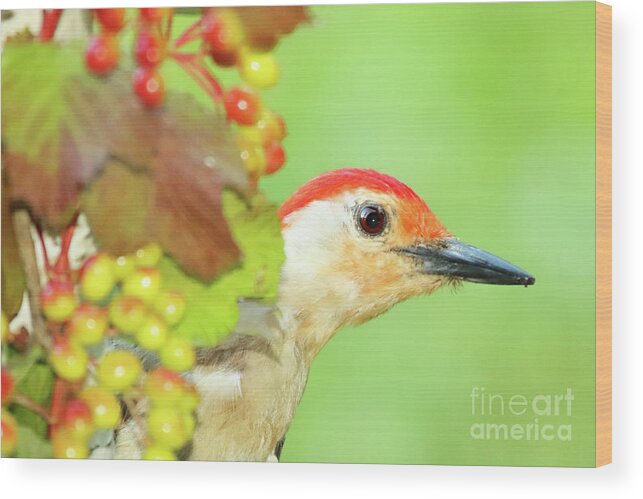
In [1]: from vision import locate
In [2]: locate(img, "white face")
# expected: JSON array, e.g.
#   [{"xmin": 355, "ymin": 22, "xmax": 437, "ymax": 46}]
[{"xmin": 278, "ymin": 189, "xmax": 448, "ymax": 332}]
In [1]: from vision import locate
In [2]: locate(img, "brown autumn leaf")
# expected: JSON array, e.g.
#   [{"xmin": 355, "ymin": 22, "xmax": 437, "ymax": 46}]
[
  {"xmin": 81, "ymin": 85, "xmax": 247, "ymax": 281},
  {"xmin": 1, "ymin": 175, "xmax": 26, "ymax": 319},
  {"xmin": 235, "ymin": 6, "xmax": 311, "ymax": 47},
  {"xmin": 84, "ymin": 153, "xmax": 243, "ymax": 281},
  {"xmin": 2, "ymin": 42, "xmax": 248, "ymax": 281}
]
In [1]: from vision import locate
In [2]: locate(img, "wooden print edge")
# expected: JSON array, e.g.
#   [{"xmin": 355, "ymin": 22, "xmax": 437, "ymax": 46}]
[{"xmin": 595, "ymin": 1, "xmax": 612, "ymax": 468}]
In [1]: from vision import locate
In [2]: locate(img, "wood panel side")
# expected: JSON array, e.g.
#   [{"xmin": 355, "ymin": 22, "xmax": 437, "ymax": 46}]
[{"xmin": 595, "ymin": 1, "xmax": 612, "ymax": 468}]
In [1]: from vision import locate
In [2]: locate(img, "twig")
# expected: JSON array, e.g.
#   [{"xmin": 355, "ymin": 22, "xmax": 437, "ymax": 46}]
[
  {"xmin": 35, "ymin": 224, "xmax": 52, "ymax": 275},
  {"xmin": 12, "ymin": 209, "xmax": 51, "ymax": 350},
  {"xmin": 164, "ymin": 10, "xmax": 174, "ymax": 43},
  {"xmin": 13, "ymin": 394, "xmax": 54, "ymax": 425}
]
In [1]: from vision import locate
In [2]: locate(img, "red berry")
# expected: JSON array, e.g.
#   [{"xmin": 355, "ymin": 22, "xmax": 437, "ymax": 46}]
[
  {"xmin": 263, "ymin": 142, "xmax": 286, "ymax": 175},
  {"xmin": 62, "ymin": 400, "xmax": 91, "ymax": 425},
  {"xmin": 85, "ymin": 35, "xmax": 119, "ymax": 76},
  {"xmin": 202, "ymin": 14, "xmax": 227, "ymax": 53},
  {"xmin": 224, "ymin": 87, "xmax": 260, "ymax": 126},
  {"xmin": 135, "ymin": 30, "xmax": 165, "ymax": 68},
  {"xmin": 1, "ymin": 368, "xmax": 14, "ymax": 405},
  {"xmin": 202, "ymin": 12, "xmax": 243, "ymax": 68},
  {"xmin": 61, "ymin": 399, "xmax": 94, "ymax": 440},
  {"xmin": 210, "ymin": 49, "xmax": 237, "ymax": 68},
  {"xmin": 133, "ymin": 68, "xmax": 165, "ymax": 108},
  {"xmin": 94, "ymin": 8, "xmax": 126, "ymax": 33},
  {"xmin": 140, "ymin": 8, "xmax": 169, "ymax": 24}
]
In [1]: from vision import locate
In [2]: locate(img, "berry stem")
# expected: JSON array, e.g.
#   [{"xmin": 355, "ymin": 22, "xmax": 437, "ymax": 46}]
[
  {"xmin": 173, "ymin": 17, "xmax": 202, "ymax": 49},
  {"xmin": 191, "ymin": 61, "xmax": 224, "ymax": 101},
  {"xmin": 164, "ymin": 10, "xmax": 174, "ymax": 43},
  {"xmin": 48, "ymin": 377, "xmax": 69, "ymax": 436},
  {"xmin": 39, "ymin": 9, "xmax": 63, "ymax": 41},
  {"xmin": 52, "ymin": 213, "xmax": 79, "ymax": 278},
  {"xmin": 173, "ymin": 53, "xmax": 224, "ymax": 102}
]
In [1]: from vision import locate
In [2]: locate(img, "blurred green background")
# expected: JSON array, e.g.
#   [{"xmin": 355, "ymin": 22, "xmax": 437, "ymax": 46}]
[{"xmin": 179, "ymin": 2, "xmax": 596, "ymax": 466}]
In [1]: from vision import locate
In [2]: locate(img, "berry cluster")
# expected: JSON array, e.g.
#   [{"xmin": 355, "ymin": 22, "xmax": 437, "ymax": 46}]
[
  {"xmin": 201, "ymin": 8, "xmax": 281, "ymax": 89},
  {"xmin": 44, "ymin": 242, "xmax": 195, "ymax": 376},
  {"xmin": 141, "ymin": 368, "xmax": 198, "ymax": 459},
  {"xmin": 132, "ymin": 9, "xmax": 172, "ymax": 107},
  {"xmin": 15, "ymin": 237, "xmax": 198, "ymax": 459},
  {"xmin": 225, "ymin": 87, "xmax": 287, "ymax": 176},
  {"xmin": 83, "ymin": 7, "xmax": 290, "ymax": 179},
  {"xmin": 201, "ymin": 8, "xmax": 288, "ymax": 177},
  {"xmin": 86, "ymin": 8, "xmax": 171, "ymax": 108}
]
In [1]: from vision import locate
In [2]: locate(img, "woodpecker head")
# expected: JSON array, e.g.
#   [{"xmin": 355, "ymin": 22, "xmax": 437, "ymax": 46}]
[{"xmin": 277, "ymin": 169, "xmax": 534, "ymax": 352}]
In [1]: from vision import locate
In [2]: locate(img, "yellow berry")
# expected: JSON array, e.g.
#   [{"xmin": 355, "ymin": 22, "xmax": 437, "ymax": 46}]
[
  {"xmin": 97, "ymin": 350, "xmax": 143, "ymax": 392},
  {"xmin": 51, "ymin": 428, "xmax": 89, "ymax": 459},
  {"xmin": 135, "ymin": 315, "xmax": 169, "ymax": 351},
  {"xmin": 134, "ymin": 243, "xmax": 163, "ymax": 267},
  {"xmin": 81, "ymin": 386, "xmax": 121, "ymax": 429},
  {"xmin": 80, "ymin": 253, "xmax": 117, "ymax": 303},
  {"xmin": 238, "ymin": 48, "xmax": 280, "ymax": 89},
  {"xmin": 114, "ymin": 255, "xmax": 136, "ymax": 280},
  {"xmin": 143, "ymin": 446, "xmax": 176, "ymax": 460},
  {"xmin": 122, "ymin": 267, "xmax": 162, "ymax": 304},
  {"xmin": 153, "ymin": 291, "xmax": 186, "ymax": 327},
  {"xmin": 50, "ymin": 341, "xmax": 88, "ymax": 382},
  {"xmin": 159, "ymin": 337, "xmax": 195, "ymax": 372}
]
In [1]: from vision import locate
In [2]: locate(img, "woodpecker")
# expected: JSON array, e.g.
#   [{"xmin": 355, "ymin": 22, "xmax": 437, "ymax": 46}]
[{"xmin": 114, "ymin": 168, "xmax": 535, "ymax": 462}]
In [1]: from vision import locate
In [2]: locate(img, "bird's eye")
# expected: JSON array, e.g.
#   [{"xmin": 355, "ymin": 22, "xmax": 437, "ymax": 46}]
[{"xmin": 358, "ymin": 205, "xmax": 387, "ymax": 235}]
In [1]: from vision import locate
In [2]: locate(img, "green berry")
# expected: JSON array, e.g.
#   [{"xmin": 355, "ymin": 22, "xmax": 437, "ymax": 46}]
[{"xmin": 97, "ymin": 350, "xmax": 143, "ymax": 392}]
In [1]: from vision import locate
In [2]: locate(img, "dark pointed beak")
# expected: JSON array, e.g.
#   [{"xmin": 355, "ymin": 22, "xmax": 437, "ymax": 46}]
[{"xmin": 401, "ymin": 239, "xmax": 535, "ymax": 286}]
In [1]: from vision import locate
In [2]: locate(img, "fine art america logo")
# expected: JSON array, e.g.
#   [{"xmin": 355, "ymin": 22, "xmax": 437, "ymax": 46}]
[{"xmin": 470, "ymin": 387, "xmax": 574, "ymax": 442}]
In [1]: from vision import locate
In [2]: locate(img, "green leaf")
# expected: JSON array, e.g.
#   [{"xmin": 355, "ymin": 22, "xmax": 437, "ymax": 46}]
[
  {"xmin": 6, "ymin": 347, "xmax": 45, "ymax": 387},
  {"xmin": 16, "ymin": 424, "xmax": 53, "ymax": 459},
  {"xmin": 1, "ymin": 42, "xmax": 103, "ymax": 230},
  {"xmin": 159, "ymin": 192, "xmax": 284, "ymax": 346},
  {"xmin": 13, "ymin": 363, "xmax": 54, "ymax": 438}
]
